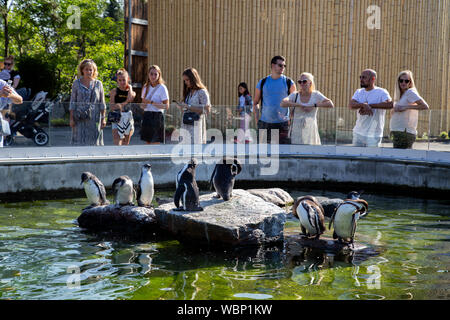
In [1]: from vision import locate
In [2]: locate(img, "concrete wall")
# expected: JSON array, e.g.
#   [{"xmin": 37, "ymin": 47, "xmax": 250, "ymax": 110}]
[{"xmin": 1, "ymin": 145, "xmax": 449, "ymax": 199}]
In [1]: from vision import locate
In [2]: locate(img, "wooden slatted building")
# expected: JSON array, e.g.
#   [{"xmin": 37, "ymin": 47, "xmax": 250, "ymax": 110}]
[{"xmin": 125, "ymin": 0, "xmax": 450, "ymax": 136}]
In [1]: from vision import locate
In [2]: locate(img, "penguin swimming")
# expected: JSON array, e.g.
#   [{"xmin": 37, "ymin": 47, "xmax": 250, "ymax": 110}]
[
  {"xmin": 328, "ymin": 191, "xmax": 369, "ymax": 246},
  {"xmin": 80, "ymin": 172, "xmax": 109, "ymax": 207},
  {"xmin": 174, "ymin": 158, "xmax": 203, "ymax": 211},
  {"xmin": 292, "ymin": 195, "xmax": 326, "ymax": 239},
  {"xmin": 209, "ymin": 157, "xmax": 242, "ymax": 201},
  {"xmin": 137, "ymin": 164, "xmax": 154, "ymax": 207},
  {"xmin": 112, "ymin": 175, "xmax": 135, "ymax": 206}
]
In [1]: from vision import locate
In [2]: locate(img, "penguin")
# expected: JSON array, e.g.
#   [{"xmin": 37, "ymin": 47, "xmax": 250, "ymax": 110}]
[
  {"xmin": 209, "ymin": 157, "xmax": 242, "ymax": 201},
  {"xmin": 328, "ymin": 191, "xmax": 369, "ymax": 246},
  {"xmin": 292, "ymin": 195, "xmax": 326, "ymax": 240},
  {"xmin": 80, "ymin": 172, "xmax": 109, "ymax": 207},
  {"xmin": 137, "ymin": 163, "xmax": 154, "ymax": 207},
  {"xmin": 174, "ymin": 158, "xmax": 203, "ymax": 211},
  {"xmin": 112, "ymin": 175, "xmax": 135, "ymax": 206}
]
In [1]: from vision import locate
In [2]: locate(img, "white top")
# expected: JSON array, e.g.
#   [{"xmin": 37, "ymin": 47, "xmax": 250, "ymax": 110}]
[
  {"xmin": 389, "ymin": 88, "xmax": 423, "ymax": 135},
  {"xmin": 287, "ymin": 90, "xmax": 327, "ymax": 145},
  {"xmin": 352, "ymin": 87, "xmax": 392, "ymax": 138},
  {"xmin": 141, "ymin": 84, "xmax": 169, "ymax": 113}
]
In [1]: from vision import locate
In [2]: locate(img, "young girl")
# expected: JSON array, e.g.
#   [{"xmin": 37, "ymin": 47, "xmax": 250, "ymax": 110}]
[
  {"xmin": 140, "ymin": 65, "xmax": 169, "ymax": 144},
  {"xmin": 236, "ymin": 82, "xmax": 253, "ymax": 143},
  {"xmin": 109, "ymin": 68, "xmax": 136, "ymax": 145}
]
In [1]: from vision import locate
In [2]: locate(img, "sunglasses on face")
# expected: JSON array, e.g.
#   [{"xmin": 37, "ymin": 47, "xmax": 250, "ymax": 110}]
[
  {"xmin": 398, "ymin": 79, "xmax": 410, "ymax": 84},
  {"xmin": 277, "ymin": 63, "xmax": 286, "ymax": 68},
  {"xmin": 298, "ymin": 80, "xmax": 309, "ymax": 84},
  {"xmin": 4, "ymin": 62, "xmax": 12, "ymax": 66}
]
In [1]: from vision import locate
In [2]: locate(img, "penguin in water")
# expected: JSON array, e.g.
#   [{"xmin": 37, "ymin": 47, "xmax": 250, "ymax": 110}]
[
  {"xmin": 329, "ymin": 191, "xmax": 369, "ymax": 246},
  {"xmin": 112, "ymin": 175, "xmax": 135, "ymax": 206},
  {"xmin": 80, "ymin": 172, "xmax": 109, "ymax": 207},
  {"xmin": 292, "ymin": 195, "xmax": 326, "ymax": 240},
  {"xmin": 209, "ymin": 157, "xmax": 242, "ymax": 201},
  {"xmin": 174, "ymin": 158, "xmax": 203, "ymax": 211},
  {"xmin": 137, "ymin": 164, "xmax": 154, "ymax": 207}
]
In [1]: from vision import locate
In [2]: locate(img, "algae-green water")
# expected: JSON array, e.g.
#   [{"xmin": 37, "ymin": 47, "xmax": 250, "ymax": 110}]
[{"xmin": 0, "ymin": 190, "xmax": 449, "ymax": 300}]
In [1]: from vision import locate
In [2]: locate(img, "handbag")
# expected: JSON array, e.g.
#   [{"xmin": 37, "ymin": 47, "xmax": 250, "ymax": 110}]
[
  {"xmin": 183, "ymin": 111, "xmax": 200, "ymax": 125},
  {"xmin": 0, "ymin": 117, "xmax": 11, "ymax": 136},
  {"xmin": 107, "ymin": 110, "xmax": 121, "ymax": 123},
  {"xmin": 74, "ymin": 104, "xmax": 93, "ymax": 121},
  {"xmin": 182, "ymin": 92, "xmax": 200, "ymax": 125}
]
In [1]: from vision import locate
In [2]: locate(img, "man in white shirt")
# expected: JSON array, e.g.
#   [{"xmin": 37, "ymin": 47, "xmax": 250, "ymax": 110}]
[{"xmin": 348, "ymin": 69, "xmax": 393, "ymax": 147}]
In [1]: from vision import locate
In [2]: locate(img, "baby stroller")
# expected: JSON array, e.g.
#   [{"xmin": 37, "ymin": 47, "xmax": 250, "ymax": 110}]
[{"xmin": 5, "ymin": 91, "xmax": 53, "ymax": 146}]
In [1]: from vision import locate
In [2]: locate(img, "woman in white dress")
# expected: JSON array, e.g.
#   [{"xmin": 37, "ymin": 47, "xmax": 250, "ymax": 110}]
[
  {"xmin": 281, "ymin": 73, "xmax": 334, "ymax": 145},
  {"xmin": 175, "ymin": 68, "xmax": 211, "ymax": 144},
  {"xmin": 389, "ymin": 70, "xmax": 429, "ymax": 149}
]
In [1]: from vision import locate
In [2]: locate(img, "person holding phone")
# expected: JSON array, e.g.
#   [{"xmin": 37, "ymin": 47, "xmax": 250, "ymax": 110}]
[{"xmin": 174, "ymin": 68, "xmax": 211, "ymax": 144}]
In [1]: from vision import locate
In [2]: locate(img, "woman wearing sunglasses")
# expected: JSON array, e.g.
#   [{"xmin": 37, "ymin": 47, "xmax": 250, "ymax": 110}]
[
  {"xmin": 281, "ymin": 72, "xmax": 334, "ymax": 145},
  {"xmin": 389, "ymin": 70, "xmax": 429, "ymax": 149}
]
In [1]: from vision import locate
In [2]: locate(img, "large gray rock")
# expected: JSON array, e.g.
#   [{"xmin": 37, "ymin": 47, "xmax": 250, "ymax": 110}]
[
  {"xmin": 154, "ymin": 189, "xmax": 286, "ymax": 247},
  {"xmin": 247, "ymin": 188, "xmax": 294, "ymax": 207},
  {"xmin": 77, "ymin": 205, "xmax": 157, "ymax": 233}
]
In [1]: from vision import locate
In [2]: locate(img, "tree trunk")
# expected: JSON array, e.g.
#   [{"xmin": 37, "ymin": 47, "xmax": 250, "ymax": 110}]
[{"xmin": 2, "ymin": 12, "xmax": 8, "ymax": 57}]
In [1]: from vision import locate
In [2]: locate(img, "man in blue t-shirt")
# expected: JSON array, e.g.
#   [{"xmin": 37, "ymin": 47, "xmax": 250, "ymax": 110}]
[{"xmin": 253, "ymin": 55, "xmax": 296, "ymax": 144}]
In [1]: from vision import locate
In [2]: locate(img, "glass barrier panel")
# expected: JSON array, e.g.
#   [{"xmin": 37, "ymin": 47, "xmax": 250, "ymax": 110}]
[
  {"xmin": 428, "ymin": 109, "xmax": 450, "ymax": 152},
  {"xmin": 2, "ymin": 99, "xmax": 449, "ymax": 154}
]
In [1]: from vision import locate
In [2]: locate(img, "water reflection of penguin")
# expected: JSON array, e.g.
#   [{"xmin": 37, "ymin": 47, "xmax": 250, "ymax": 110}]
[
  {"xmin": 209, "ymin": 157, "xmax": 242, "ymax": 201},
  {"xmin": 112, "ymin": 175, "xmax": 135, "ymax": 206},
  {"xmin": 80, "ymin": 172, "xmax": 109, "ymax": 207},
  {"xmin": 174, "ymin": 158, "xmax": 203, "ymax": 211},
  {"xmin": 137, "ymin": 164, "xmax": 154, "ymax": 207},
  {"xmin": 329, "ymin": 191, "xmax": 369, "ymax": 246},
  {"xmin": 292, "ymin": 196, "xmax": 326, "ymax": 240}
]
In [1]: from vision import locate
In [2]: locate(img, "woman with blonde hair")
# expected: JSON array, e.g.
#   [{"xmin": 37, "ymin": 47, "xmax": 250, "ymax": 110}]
[
  {"xmin": 389, "ymin": 70, "xmax": 429, "ymax": 149},
  {"xmin": 109, "ymin": 68, "xmax": 136, "ymax": 145},
  {"xmin": 69, "ymin": 59, "xmax": 106, "ymax": 146},
  {"xmin": 174, "ymin": 67, "xmax": 211, "ymax": 144},
  {"xmin": 140, "ymin": 65, "xmax": 169, "ymax": 144},
  {"xmin": 281, "ymin": 72, "xmax": 334, "ymax": 145}
]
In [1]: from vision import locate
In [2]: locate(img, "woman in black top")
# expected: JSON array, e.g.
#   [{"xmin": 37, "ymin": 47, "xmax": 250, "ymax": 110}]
[{"xmin": 109, "ymin": 68, "xmax": 136, "ymax": 145}]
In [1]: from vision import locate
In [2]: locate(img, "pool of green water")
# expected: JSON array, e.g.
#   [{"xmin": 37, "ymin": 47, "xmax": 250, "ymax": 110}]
[{"xmin": 0, "ymin": 189, "xmax": 449, "ymax": 300}]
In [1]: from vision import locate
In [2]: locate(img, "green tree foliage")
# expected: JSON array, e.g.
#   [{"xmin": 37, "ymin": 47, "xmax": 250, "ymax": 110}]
[{"xmin": 1, "ymin": 0, "xmax": 124, "ymax": 100}]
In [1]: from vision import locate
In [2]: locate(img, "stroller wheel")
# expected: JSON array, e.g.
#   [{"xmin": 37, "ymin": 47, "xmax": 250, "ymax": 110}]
[
  {"xmin": 33, "ymin": 131, "xmax": 49, "ymax": 146},
  {"xmin": 4, "ymin": 135, "xmax": 14, "ymax": 146}
]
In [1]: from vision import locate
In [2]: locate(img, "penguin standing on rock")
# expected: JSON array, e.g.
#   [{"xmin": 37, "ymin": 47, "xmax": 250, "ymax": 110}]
[
  {"xmin": 137, "ymin": 164, "xmax": 154, "ymax": 207},
  {"xmin": 209, "ymin": 157, "xmax": 242, "ymax": 201},
  {"xmin": 112, "ymin": 175, "xmax": 135, "ymax": 206},
  {"xmin": 80, "ymin": 172, "xmax": 109, "ymax": 207},
  {"xmin": 329, "ymin": 191, "xmax": 369, "ymax": 246},
  {"xmin": 174, "ymin": 158, "xmax": 203, "ymax": 211},
  {"xmin": 292, "ymin": 195, "xmax": 326, "ymax": 240}
]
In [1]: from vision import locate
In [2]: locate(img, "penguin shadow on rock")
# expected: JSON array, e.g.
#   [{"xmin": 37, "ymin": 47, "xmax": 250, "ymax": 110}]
[
  {"xmin": 329, "ymin": 190, "xmax": 369, "ymax": 248},
  {"xmin": 80, "ymin": 172, "xmax": 110, "ymax": 209},
  {"xmin": 209, "ymin": 157, "xmax": 242, "ymax": 201},
  {"xmin": 174, "ymin": 158, "xmax": 203, "ymax": 212}
]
